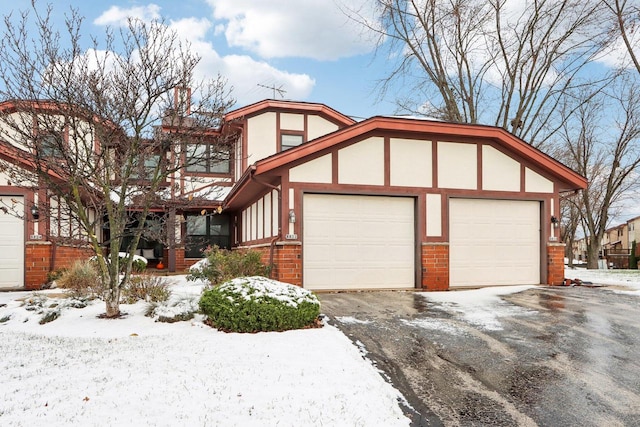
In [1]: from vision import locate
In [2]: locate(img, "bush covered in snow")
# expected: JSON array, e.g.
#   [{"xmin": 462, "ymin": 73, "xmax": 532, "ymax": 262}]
[
  {"xmin": 187, "ymin": 246, "xmax": 270, "ymax": 286},
  {"xmin": 199, "ymin": 276, "xmax": 320, "ymax": 333}
]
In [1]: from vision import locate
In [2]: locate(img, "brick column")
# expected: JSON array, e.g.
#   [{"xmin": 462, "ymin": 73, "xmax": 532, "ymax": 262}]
[
  {"xmin": 547, "ymin": 243, "xmax": 566, "ymax": 285},
  {"xmin": 421, "ymin": 243, "xmax": 449, "ymax": 291},
  {"xmin": 25, "ymin": 242, "xmax": 52, "ymax": 290}
]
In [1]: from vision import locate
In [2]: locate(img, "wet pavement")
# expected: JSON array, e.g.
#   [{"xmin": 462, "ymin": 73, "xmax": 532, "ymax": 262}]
[{"xmin": 319, "ymin": 286, "xmax": 640, "ymax": 426}]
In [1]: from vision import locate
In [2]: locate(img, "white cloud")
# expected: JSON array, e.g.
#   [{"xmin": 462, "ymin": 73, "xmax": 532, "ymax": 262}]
[
  {"xmin": 92, "ymin": 6, "xmax": 316, "ymax": 106},
  {"xmin": 94, "ymin": 4, "xmax": 162, "ymax": 26},
  {"xmin": 167, "ymin": 18, "xmax": 315, "ymax": 105},
  {"xmin": 207, "ymin": 0, "xmax": 378, "ymax": 60}
]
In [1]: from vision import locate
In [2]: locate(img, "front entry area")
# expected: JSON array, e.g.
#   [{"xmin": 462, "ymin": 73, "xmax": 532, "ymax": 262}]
[
  {"xmin": 302, "ymin": 194, "xmax": 415, "ymax": 290},
  {"xmin": 449, "ymin": 198, "xmax": 541, "ymax": 288}
]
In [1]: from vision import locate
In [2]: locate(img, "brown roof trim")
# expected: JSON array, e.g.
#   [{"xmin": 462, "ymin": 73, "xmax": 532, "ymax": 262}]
[
  {"xmin": 224, "ymin": 99, "xmax": 356, "ymax": 126},
  {"xmin": 251, "ymin": 116, "xmax": 587, "ymax": 191}
]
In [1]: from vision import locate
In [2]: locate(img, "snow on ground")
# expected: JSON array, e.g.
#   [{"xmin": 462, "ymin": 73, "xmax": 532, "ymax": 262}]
[
  {"xmin": 565, "ymin": 267, "xmax": 640, "ymax": 295},
  {"xmin": 565, "ymin": 267, "xmax": 640, "ymax": 289},
  {"xmin": 415, "ymin": 269, "xmax": 640, "ymax": 332},
  {"xmin": 419, "ymin": 285, "xmax": 538, "ymax": 331},
  {"xmin": 0, "ymin": 276, "xmax": 410, "ymax": 426}
]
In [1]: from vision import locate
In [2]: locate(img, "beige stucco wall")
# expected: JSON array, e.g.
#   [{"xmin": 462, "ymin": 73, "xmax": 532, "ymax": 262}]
[
  {"xmin": 0, "ymin": 112, "xmax": 31, "ymax": 151},
  {"xmin": 308, "ymin": 115, "xmax": 339, "ymax": 141},
  {"xmin": 289, "ymin": 153, "xmax": 332, "ymax": 183},
  {"xmin": 280, "ymin": 113, "xmax": 304, "ymax": 131},
  {"xmin": 525, "ymin": 167, "xmax": 553, "ymax": 193},
  {"xmin": 482, "ymin": 145, "xmax": 520, "ymax": 192},
  {"xmin": 264, "ymin": 192, "xmax": 272, "ymax": 238},
  {"xmin": 247, "ymin": 112, "xmax": 277, "ymax": 164},
  {"xmin": 338, "ymin": 137, "xmax": 384, "ymax": 186},
  {"xmin": 437, "ymin": 142, "xmax": 477, "ymax": 189},
  {"xmin": 390, "ymin": 138, "xmax": 432, "ymax": 187},
  {"xmin": 426, "ymin": 193, "xmax": 442, "ymax": 236},
  {"xmin": 240, "ymin": 189, "xmax": 280, "ymax": 243}
]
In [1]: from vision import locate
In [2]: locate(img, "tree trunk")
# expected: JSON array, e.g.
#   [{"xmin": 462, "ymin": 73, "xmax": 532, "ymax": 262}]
[
  {"xmin": 104, "ymin": 277, "xmax": 121, "ymax": 318},
  {"xmin": 586, "ymin": 242, "xmax": 601, "ymax": 269}
]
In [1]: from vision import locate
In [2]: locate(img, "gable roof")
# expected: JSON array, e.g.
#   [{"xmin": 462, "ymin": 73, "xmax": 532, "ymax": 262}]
[
  {"xmin": 225, "ymin": 115, "xmax": 587, "ymax": 209},
  {"xmin": 224, "ymin": 99, "xmax": 356, "ymax": 127}
]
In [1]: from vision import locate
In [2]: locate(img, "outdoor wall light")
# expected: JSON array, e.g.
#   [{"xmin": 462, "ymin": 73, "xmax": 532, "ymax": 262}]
[
  {"xmin": 31, "ymin": 204, "xmax": 40, "ymax": 220},
  {"xmin": 551, "ymin": 215, "xmax": 559, "ymax": 227},
  {"xmin": 289, "ymin": 209, "xmax": 296, "ymax": 223}
]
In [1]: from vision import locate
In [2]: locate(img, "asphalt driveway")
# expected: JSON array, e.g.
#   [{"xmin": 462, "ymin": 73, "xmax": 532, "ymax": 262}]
[{"xmin": 320, "ymin": 286, "xmax": 640, "ymax": 426}]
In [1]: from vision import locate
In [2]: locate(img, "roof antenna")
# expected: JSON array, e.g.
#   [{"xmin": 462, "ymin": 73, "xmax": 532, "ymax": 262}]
[{"xmin": 257, "ymin": 83, "xmax": 287, "ymax": 99}]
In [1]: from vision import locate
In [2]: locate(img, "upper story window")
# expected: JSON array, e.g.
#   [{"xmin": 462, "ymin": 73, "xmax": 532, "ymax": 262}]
[
  {"xmin": 37, "ymin": 132, "xmax": 65, "ymax": 158},
  {"xmin": 131, "ymin": 153, "xmax": 161, "ymax": 180},
  {"xmin": 186, "ymin": 143, "xmax": 231, "ymax": 174},
  {"xmin": 281, "ymin": 133, "xmax": 304, "ymax": 151}
]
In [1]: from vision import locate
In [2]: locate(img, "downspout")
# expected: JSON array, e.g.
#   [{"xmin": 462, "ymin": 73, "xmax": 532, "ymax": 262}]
[{"xmin": 249, "ymin": 170, "xmax": 281, "ymax": 279}]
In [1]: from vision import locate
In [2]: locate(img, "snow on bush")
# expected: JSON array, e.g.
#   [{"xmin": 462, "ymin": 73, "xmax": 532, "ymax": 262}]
[{"xmin": 199, "ymin": 276, "xmax": 321, "ymax": 333}]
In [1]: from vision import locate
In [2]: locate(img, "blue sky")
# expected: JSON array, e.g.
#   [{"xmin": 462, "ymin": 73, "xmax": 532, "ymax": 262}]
[{"xmin": 0, "ymin": 0, "xmax": 396, "ymax": 119}]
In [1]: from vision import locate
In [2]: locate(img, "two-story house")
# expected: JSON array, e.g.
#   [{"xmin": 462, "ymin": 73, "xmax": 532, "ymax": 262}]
[{"xmin": 1, "ymin": 98, "xmax": 587, "ymax": 291}]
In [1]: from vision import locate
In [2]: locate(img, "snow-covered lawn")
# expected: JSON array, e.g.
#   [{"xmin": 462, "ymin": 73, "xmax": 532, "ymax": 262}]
[
  {"xmin": 565, "ymin": 267, "xmax": 640, "ymax": 289},
  {"xmin": 0, "ymin": 276, "xmax": 410, "ymax": 426}
]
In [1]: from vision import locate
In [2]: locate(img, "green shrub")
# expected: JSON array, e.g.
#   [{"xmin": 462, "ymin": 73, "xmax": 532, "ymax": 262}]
[
  {"xmin": 121, "ymin": 274, "xmax": 170, "ymax": 304},
  {"xmin": 199, "ymin": 276, "xmax": 320, "ymax": 333},
  {"xmin": 57, "ymin": 260, "xmax": 102, "ymax": 298},
  {"xmin": 187, "ymin": 246, "xmax": 270, "ymax": 285}
]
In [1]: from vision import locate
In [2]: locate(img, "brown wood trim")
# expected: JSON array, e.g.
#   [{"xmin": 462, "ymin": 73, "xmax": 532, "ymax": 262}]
[
  {"xmin": 384, "ymin": 136, "xmax": 391, "ymax": 187},
  {"xmin": 477, "ymin": 143, "xmax": 483, "ymax": 190},
  {"xmin": 432, "ymin": 139, "xmax": 439, "ymax": 188}
]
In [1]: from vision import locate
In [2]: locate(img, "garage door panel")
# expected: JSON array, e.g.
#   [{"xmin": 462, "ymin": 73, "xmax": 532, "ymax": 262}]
[
  {"xmin": 303, "ymin": 194, "xmax": 415, "ymax": 290},
  {"xmin": 450, "ymin": 198, "xmax": 540, "ymax": 288},
  {"xmin": 0, "ymin": 196, "xmax": 25, "ymax": 289}
]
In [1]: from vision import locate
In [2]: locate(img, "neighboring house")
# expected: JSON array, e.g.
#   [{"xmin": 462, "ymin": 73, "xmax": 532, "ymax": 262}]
[
  {"xmin": 571, "ymin": 237, "xmax": 588, "ymax": 263},
  {"xmin": 601, "ymin": 223, "xmax": 631, "ymax": 269},
  {"xmin": 0, "ymin": 98, "xmax": 587, "ymax": 291},
  {"xmin": 627, "ymin": 215, "xmax": 640, "ymax": 253}
]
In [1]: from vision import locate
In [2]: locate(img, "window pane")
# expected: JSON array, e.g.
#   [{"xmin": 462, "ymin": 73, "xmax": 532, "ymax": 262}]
[
  {"xmin": 186, "ymin": 215, "xmax": 207, "ymax": 235},
  {"xmin": 210, "ymin": 147, "xmax": 231, "ymax": 173},
  {"xmin": 40, "ymin": 133, "xmax": 64, "ymax": 158},
  {"xmin": 186, "ymin": 144, "xmax": 208, "ymax": 172},
  {"xmin": 281, "ymin": 134, "xmax": 303, "ymax": 151}
]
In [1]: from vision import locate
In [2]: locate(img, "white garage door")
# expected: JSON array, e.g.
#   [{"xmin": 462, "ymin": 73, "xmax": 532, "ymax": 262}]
[
  {"xmin": 0, "ymin": 196, "xmax": 25, "ymax": 289},
  {"xmin": 303, "ymin": 194, "xmax": 415, "ymax": 290},
  {"xmin": 449, "ymin": 198, "xmax": 540, "ymax": 288}
]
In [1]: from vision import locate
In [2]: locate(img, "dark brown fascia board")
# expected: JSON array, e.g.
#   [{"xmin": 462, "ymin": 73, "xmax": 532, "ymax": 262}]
[
  {"xmin": 223, "ymin": 165, "xmax": 256, "ymax": 210},
  {"xmin": 224, "ymin": 99, "xmax": 356, "ymax": 127},
  {"xmin": 252, "ymin": 116, "xmax": 587, "ymax": 191}
]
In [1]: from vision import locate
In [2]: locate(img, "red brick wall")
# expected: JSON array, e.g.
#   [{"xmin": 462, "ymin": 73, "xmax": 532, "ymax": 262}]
[
  {"xmin": 547, "ymin": 243, "xmax": 566, "ymax": 285},
  {"xmin": 241, "ymin": 243, "xmax": 302, "ymax": 286},
  {"xmin": 421, "ymin": 243, "xmax": 449, "ymax": 290},
  {"xmin": 25, "ymin": 242, "xmax": 52, "ymax": 290},
  {"xmin": 25, "ymin": 242, "xmax": 93, "ymax": 290},
  {"xmin": 53, "ymin": 245, "xmax": 94, "ymax": 270}
]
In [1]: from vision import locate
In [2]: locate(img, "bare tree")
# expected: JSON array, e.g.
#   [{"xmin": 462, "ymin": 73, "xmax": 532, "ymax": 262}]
[
  {"xmin": 557, "ymin": 78, "xmax": 640, "ymax": 268},
  {"xmin": 345, "ymin": 0, "xmax": 610, "ymax": 148},
  {"xmin": 603, "ymin": 0, "xmax": 640, "ymax": 74},
  {"xmin": 0, "ymin": 4, "xmax": 234, "ymax": 316}
]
